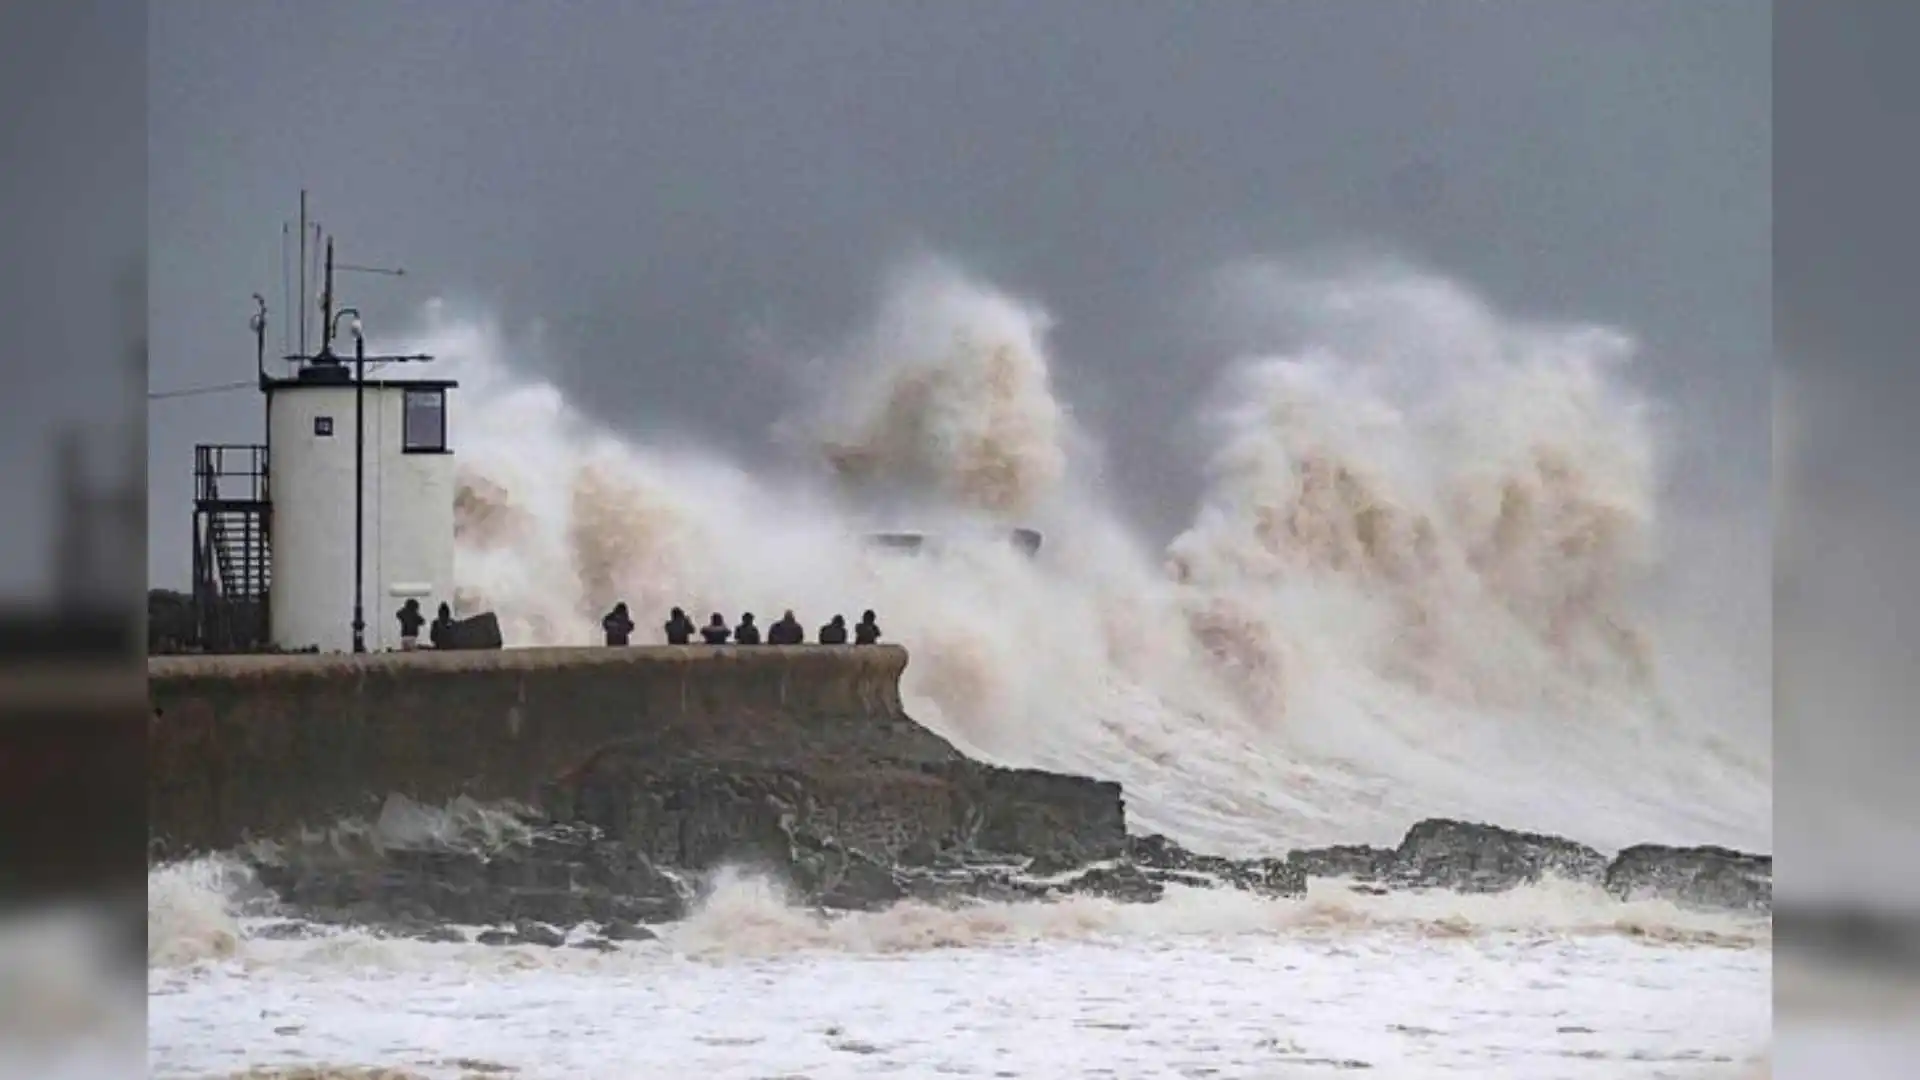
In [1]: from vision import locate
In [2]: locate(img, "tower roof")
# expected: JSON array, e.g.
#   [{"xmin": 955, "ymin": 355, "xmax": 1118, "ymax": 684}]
[{"xmin": 263, "ymin": 364, "xmax": 458, "ymax": 393}]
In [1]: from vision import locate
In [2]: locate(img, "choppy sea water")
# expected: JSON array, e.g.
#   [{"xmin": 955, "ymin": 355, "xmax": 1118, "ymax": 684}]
[{"xmin": 146, "ymin": 866, "xmax": 1770, "ymax": 1079}]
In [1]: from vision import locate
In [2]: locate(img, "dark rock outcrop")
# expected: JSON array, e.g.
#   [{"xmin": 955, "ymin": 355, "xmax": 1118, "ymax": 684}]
[
  {"xmin": 1127, "ymin": 833, "xmax": 1307, "ymax": 897},
  {"xmin": 1389, "ymin": 818, "xmax": 1610, "ymax": 892},
  {"xmin": 512, "ymin": 920, "xmax": 566, "ymax": 948},
  {"xmin": 1056, "ymin": 863, "xmax": 1165, "ymax": 904},
  {"xmin": 553, "ymin": 744, "xmax": 1127, "ymax": 905},
  {"xmin": 235, "ymin": 752, "xmax": 1139, "ymax": 934},
  {"xmin": 1283, "ymin": 818, "xmax": 1769, "ymax": 913},
  {"xmin": 599, "ymin": 919, "xmax": 657, "ymax": 943},
  {"xmin": 1287, "ymin": 819, "xmax": 1607, "ymax": 893},
  {"xmin": 246, "ymin": 819, "xmax": 691, "ymax": 933},
  {"xmin": 1604, "ymin": 843, "xmax": 1771, "ymax": 912},
  {"xmin": 238, "ymin": 809, "xmax": 1772, "ymax": 938},
  {"xmin": 1285, "ymin": 843, "xmax": 1399, "ymax": 882}
]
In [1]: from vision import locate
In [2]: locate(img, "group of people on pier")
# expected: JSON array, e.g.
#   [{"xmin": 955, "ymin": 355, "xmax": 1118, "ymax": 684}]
[
  {"xmin": 599, "ymin": 604, "xmax": 883, "ymax": 648},
  {"xmin": 392, "ymin": 596, "xmax": 883, "ymax": 650}
]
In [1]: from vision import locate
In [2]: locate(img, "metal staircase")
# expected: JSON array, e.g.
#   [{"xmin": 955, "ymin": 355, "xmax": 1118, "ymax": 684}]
[{"xmin": 192, "ymin": 444, "xmax": 272, "ymax": 651}]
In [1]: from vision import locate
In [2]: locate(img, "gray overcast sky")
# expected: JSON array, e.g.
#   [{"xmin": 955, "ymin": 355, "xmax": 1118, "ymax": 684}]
[{"xmin": 148, "ymin": 0, "xmax": 1767, "ymax": 588}]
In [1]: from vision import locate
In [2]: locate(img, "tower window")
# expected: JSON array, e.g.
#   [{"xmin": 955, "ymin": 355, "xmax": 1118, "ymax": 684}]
[
  {"xmin": 402, "ymin": 388, "xmax": 446, "ymax": 453},
  {"xmin": 313, "ymin": 416, "xmax": 334, "ymax": 437}
]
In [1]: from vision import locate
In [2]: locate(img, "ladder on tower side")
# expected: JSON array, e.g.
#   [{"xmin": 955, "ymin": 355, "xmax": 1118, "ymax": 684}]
[{"xmin": 191, "ymin": 443, "xmax": 272, "ymax": 651}]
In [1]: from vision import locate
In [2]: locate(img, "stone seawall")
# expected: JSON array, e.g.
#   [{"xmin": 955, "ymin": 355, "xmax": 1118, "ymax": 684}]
[
  {"xmin": 151, "ymin": 646, "xmax": 1768, "ymax": 934},
  {"xmin": 149, "ymin": 644, "xmax": 1084, "ymax": 859}
]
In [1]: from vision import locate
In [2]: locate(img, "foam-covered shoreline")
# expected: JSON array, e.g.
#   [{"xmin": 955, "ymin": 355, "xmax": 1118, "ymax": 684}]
[
  {"xmin": 148, "ymin": 841, "xmax": 1772, "ymax": 1080},
  {"xmin": 149, "ymin": 863, "xmax": 1773, "ymax": 1080},
  {"xmin": 149, "ymin": 853, "xmax": 1769, "ymax": 978},
  {"xmin": 146, "ymin": 786, "xmax": 1771, "ymax": 979}
]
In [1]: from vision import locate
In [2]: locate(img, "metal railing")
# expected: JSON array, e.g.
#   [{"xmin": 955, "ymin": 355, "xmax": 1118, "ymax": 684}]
[{"xmin": 194, "ymin": 443, "xmax": 269, "ymax": 504}]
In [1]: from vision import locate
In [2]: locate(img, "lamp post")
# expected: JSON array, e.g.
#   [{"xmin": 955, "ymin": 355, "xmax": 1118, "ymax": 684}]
[{"xmin": 333, "ymin": 307, "xmax": 368, "ymax": 653}]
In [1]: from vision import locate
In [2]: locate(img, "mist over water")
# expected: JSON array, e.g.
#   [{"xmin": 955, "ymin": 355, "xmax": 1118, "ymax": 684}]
[{"xmin": 398, "ymin": 255, "xmax": 1767, "ymax": 856}]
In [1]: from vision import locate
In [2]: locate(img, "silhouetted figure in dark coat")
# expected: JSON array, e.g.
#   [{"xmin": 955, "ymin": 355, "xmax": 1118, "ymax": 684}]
[
  {"xmin": 396, "ymin": 599, "xmax": 425, "ymax": 650},
  {"xmin": 429, "ymin": 602, "xmax": 455, "ymax": 649},
  {"xmin": 854, "ymin": 610, "xmax": 882, "ymax": 645},
  {"xmin": 603, "ymin": 602, "xmax": 635, "ymax": 646},
  {"xmin": 818, "ymin": 614, "xmax": 848, "ymax": 645},
  {"xmin": 734, "ymin": 612, "xmax": 762, "ymax": 645},
  {"xmin": 664, "ymin": 606, "xmax": 695, "ymax": 645},
  {"xmin": 700, "ymin": 612, "xmax": 731, "ymax": 644},
  {"xmin": 768, "ymin": 610, "xmax": 804, "ymax": 645}
]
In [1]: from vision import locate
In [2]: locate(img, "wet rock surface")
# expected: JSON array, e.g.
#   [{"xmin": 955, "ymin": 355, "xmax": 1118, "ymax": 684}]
[
  {"xmin": 1604, "ymin": 842, "xmax": 1772, "ymax": 913},
  {"xmin": 241, "ymin": 803, "xmax": 1149, "ymax": 939},
  {"xmin": 245, "ymin": 818, "xmax": 693, "ymax": 935},
  {"xmin": 1389, "ymin": 818, "xmax": 1608, "ymax": 892},
  {"xmin": 238, "ymin": 807, "xmax": 1770, "ymax": 944},
  {"xmin": 1283, "ymin": 843, "xmax": 1400, "ymax": 883},
  {"xmin": 1284, "ymin": 819, "xmax": 1770, "ymax": 913},
  {"xmin": 552, "ymin": 752, "xmax": 1128, "ymax": 880},
  {"xmin": 1125, "ymin": 833, "xmax": 1308, "ymax": 898}
]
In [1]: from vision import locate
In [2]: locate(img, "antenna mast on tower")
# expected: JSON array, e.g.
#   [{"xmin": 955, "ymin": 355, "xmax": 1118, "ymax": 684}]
[{"xmin": 296, "ymin": 190, "xmax": 308, "ymax": 358}]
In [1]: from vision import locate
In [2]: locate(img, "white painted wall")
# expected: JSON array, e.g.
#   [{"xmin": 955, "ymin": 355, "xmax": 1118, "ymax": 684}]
[{"xmin": 267, "ymin": 383, "xmax": 456, "ymax": 651}]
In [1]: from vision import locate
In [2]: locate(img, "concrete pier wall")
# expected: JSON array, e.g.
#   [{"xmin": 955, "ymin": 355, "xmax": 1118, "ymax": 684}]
[{"xmin": 148, "ymin": 644, "xmax": 947, "ymax": 857}]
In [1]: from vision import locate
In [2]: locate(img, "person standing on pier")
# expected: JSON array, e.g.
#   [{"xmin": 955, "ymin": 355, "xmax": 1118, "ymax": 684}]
[
  {"xmin": 854, "ymin": 610, "xmax": 883, "ymax": 645},
  {"xmin": 818, "ymin": 614, "xmax": 848, "ymax": 645},
  {"xmin": 734, "ymin": 612, "xmax": 762, "ymax": 645},
  {"xmin": 700, "ymin": 613, "xmax": 731, "ymax": 644},
  {"xmin": 663, "ymin": 607, "xmax": 695, "ymax": 645},
  {"xmin": 768, "ymin": 610, "xmax": 804, "ymax": 645},
  {"xmin": 429, "ymin": 602, "xmax": 456, "ymax": 649},
  {"xmin": 396, "ymin": 599, "xmax": 426, "ymax": 651},
  {"xmin": 602, "ymin": 602, "xmax": 635, "ymax": 646}
]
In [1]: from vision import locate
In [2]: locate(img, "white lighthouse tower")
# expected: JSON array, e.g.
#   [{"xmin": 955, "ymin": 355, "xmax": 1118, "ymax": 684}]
[
  {"xmin": 265, "ymin": 346, "xmax": 457, "ymax": 653},
  {"xmin": 190, "ymin": 206, "xmax": 459, "ymax": 653}
]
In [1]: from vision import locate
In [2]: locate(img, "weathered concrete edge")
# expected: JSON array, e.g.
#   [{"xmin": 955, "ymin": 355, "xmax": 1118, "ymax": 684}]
[{"xmin": 148, "ymin": 643, "xmax": 911, "ymax": 680}]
